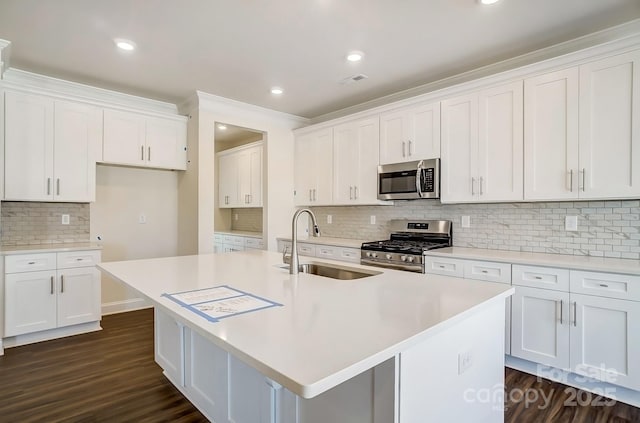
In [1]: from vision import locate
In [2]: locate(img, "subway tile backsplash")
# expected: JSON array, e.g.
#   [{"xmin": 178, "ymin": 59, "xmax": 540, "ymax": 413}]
[
  {"xmin": 310, "ymin": 200, "xmax": 640, "ymax": 259},
  {"xmin": 1, "ymin": 202, "xmax": 90, "ymax": 246},
  {"xmin": 231, "ymin": 208, "xmax": 263, "ymax": 232}
]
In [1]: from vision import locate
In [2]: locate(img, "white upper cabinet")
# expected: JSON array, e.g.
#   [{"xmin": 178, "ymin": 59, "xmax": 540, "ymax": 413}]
[
  {"xmin": 295, "ymin": 128, "xmax": 333, "ymax": 206},
  {"xmin": 525, "ymin": 49, "xmax": 640, "ymax": 201},
  {"xmin": 4, "ymin": 92, "xmax": 100, "ymax": 202},
  {"xmin": 333, "ymin": 117, "xmax": 380, "ymax": 204},
  {"xmin": 217, "ymin": 142, "xmax": 263, "ymax": 208},
  {"xmin": 379, "ymin": 101, "xmax": 440, "ymax": 164},
  {"xmin": 578, "ymin": 50, "xmax": 640, "ymax": 199},
  {"xmin": 103, "ymin": 108, "xmax": 187, "ymax": 170},
  {"xmin": 441, "ymin": 81, "xmax": 523, "ymax": 203}
]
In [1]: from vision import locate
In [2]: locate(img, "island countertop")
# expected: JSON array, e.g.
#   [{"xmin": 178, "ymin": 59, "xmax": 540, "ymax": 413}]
[{"xmin": 98, "ymin": 250, "xmax": 513, "ymax": 398}]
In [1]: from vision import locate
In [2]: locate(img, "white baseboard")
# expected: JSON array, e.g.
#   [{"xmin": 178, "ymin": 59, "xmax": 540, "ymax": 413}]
[
  {"xmin": 101, "ymin": 298, "xmax": 151, "ymax": 315},
  {"xmin": 3, "ymin": 321, "xmax": 102, "ymax": 349}
]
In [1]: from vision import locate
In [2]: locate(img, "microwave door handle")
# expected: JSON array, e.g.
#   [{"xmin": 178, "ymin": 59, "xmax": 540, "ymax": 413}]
[{"xmin": 415, "ymin": 161, "xmax": 424, "ymax": 198}]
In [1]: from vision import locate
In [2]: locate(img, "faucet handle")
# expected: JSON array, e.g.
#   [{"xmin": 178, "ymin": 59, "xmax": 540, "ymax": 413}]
[{"xmin": 282, "ymin": 246, "xmax": 291, "ymax": 264}]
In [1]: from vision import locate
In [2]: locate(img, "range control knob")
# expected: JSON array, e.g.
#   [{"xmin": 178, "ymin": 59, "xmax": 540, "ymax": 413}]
[
  {"xmin": 385, "ymin": 254, "xmax": 393, "ymax": 260},
  {"xmin": 400, "ymin": 255, "xmax": 407, "ymax": 262},
  {"xmin": 371, "ymin": 252, "xmax": 378, "ymax": 258},
  {"xmin": 366, "ymin": 251, "xmax": 372, "ymax": 257},
  {"xmin": 407, "ymin": 256, "xmax": 415, "ymax": 263}
]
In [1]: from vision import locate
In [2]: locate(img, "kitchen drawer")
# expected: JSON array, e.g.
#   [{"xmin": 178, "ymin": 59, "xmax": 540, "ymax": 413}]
[
  {"xmin": 570, "ymin": 271, "xmax": 640, "ymax": 302},
  {"xmin": 223, "ymin": 235, "xmax": 244, "ymax": 246},
  {"xmin": 339, "ymin": 248, "xmax": 360, "ymax": 263},
  {"xmin": 57, "ymin": 250, "xmax": 101, "ymax": 269},
  {"xmin": 5, "ymin": 253, "xmax": 57, "ymax": 273},
  {"xmin": 214, "ymin": 234, "xmax": 224, "ymax": 243},
  {"xmin": 512, "ymin": 265, "xmax": 569, "ymax": 291},
  {"xmin": 316, "ymin": 245, "xmax": 337, "ymax": 259},
  {"xmin": 244, "ymin": 238, "xmax": 264, "ymax": 249},
  {"xmin": 424, "ymin": 257, "xmax": 464, "ymax": 277},
  {"xmin": 464, "ymin": 260, "xmax": 511, "ymax": 284},
  {"xmin": 297, "ymin": 243, "xmax": 316, "ymax": 257}
]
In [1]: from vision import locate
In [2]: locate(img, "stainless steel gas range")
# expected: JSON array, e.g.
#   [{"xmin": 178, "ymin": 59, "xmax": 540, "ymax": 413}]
[{"xmin": 360, "ymin": 220, "xmax": 452, "ymax": 273}]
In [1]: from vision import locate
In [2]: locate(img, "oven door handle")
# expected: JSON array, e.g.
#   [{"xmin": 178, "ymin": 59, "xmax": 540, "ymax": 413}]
[{"xmin": 415, "ymin": 160, "xmax": 424, "ymax": 198}]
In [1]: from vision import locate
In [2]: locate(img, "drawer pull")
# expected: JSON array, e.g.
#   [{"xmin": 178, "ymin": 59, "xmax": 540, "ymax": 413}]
[
  {"xmin": 599, "ymin": 284, "xmax": 609, "ymax": 288},
  {"xmin": 76, "ymin": 258, "xmax": 84, "ymax": 261},
  {"xmin": 534, "ymin": 276, "xmax": 542, "ymax": 280},
  {"xmin": 481, "ymin": 270, "xmax": 488, "ymax": 273},
  {"xmin": 439, "ymin": 265, "xmax": 445, "ymax": 269},
  {"xmin": 28, "ymin": 261, "xmax": 36, "ymax": 265}
]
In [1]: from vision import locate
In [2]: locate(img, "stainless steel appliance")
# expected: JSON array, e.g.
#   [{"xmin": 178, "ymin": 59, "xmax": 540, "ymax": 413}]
[
  {"xmin": 361, "ymin": 219, "xmax": 452, "ymax": 273},
  {"xmin": 377, "ymin": 158, "xmax": 440, "ymax": 200}
]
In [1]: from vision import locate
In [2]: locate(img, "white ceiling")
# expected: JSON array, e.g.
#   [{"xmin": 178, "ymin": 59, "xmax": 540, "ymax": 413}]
[{"xmin": 1, "ymin": 0, "xmax": 639, "ymax": 119}]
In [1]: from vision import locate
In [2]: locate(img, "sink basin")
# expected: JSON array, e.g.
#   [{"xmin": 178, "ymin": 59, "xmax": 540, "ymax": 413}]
[{"xmin": 278, "ymin": 262, "xmax": 382, "ymax": 280}]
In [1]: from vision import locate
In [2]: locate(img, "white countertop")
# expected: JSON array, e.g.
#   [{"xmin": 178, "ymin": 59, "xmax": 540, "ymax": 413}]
[
  {"xmin": 98, "ymin": 250, "xmax": 512, "ymax": 398},
  {"xmin": 0, "ymin": 242, "xmax": 103, "ymax": 255},
  {"xmin": 426, "ymin": 247, "xmax": 640, "ymax": 275},
  {"xmin": 215, "ymin": 230, "xmax": 263, "ymax": 239},
  {"xmin": 276, "ymin": 236, "xmax": 367, "ymax": 249}
]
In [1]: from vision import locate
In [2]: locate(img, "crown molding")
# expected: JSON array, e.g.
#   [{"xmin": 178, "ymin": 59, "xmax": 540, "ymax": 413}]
[
  {"xmin": 183, "ymin": 90, "xmax": 309, "ymax": 127},
  {"xmin": 0, "ymin": 68, "xmax": 180, "ymax": 116},
  {"xmin": 0, "ymin": 39, "xmax": 10, "ymax": 78},
  {"xmin": 308, "ymin": 18, "xmax": 640, "ymax": 126}
]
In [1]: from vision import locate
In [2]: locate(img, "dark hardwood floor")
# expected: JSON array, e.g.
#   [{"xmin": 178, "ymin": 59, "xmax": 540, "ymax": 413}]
[{"xmin": 0, "ymin": 309, "xmax": 638, "ymax": 422}]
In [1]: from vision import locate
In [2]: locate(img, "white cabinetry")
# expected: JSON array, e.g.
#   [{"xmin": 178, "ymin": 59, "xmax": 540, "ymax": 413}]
[
  {"xmin": 524, "ymin": 50, "xmax": 640, "ymax": 200},
  {"xmin": 441, "ymin": 81, "xmax": 523, "ymax": 203},
  {"xmin": 277, "ymin": 240, "xmax": 361, "ymax": 264},
  {"xmin": 379, "ymin": 101, "xmax": 441, "ymax": 164},
  {"xmin": 217, "ymin": 142, "xmax": 263, "ymax": 208},
  {"xmin": 214, "ymin": 233, "xmax": 264, "ymax": 253},
  {"xmin": 295, "ymin": 128, "xmax": 333, "ymax": 205},
  {"xmin": 333, "ymin": 117, "xmax": 380, "ymax": 204},
  {"xmin": 4, "ymin": 250, "xmax": 101, "ymax": 338},
  {"xmin": 102, "ymin": 108, "xmax": 187, "ymax": 170},
  {"xmin": 511, "ymin": 265, "xmax": 640, "ymax": 390},
  {"xmin": 4, "ymin": 91, "xmax": 100, "ymax": 202}
]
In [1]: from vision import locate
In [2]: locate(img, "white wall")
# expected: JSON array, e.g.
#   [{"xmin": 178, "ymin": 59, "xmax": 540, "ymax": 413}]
[{"xmin": 90, "ymin": 164, "xmax": 179, "ymax": 314}]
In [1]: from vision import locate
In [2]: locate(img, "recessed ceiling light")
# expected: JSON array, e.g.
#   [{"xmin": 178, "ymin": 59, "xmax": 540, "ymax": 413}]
[
  {"xmin": 217, "ymin": 124, "xmax": 227, "ymax": 130},
  {"xmin": 479, "ymin": 0, "xmax": 500, "ymax": 4},
  {"xmin": 347, "ymin": 51, "xmax": 364, "ymax": 62},
  {"xmin": 271, "ymin": 87, "xmax": 284, "ymax": 95},
  {"xmin": 114, "ymin": 38, "xmax": 136, "ymax": 51}
]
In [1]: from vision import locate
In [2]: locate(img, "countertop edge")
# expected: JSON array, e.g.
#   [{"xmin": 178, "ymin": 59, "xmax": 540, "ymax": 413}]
[{"xmin": 0, "ymin": 243, "xmax": 103, "ymax": 255}]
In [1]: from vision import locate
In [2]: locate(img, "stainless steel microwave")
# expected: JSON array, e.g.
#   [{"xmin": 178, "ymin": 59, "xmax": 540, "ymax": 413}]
[{"xmin": 377, "ymin": 159, "xmax": 440, "ymax": 200}]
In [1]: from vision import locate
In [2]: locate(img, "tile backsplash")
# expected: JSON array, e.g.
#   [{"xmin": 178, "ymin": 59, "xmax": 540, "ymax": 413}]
[
  {"xmin": 231, "ymin": 208, "xmax": 263, "ymax": 233},
  {"xmin": 310, "ymin": 200, "xmax": 640, "ymax": 259},
  {"xmin": 1, "ymin": 202, "xmax": 90, "ymax": 246}
]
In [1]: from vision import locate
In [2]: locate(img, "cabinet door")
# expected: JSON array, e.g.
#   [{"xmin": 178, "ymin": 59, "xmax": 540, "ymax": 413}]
[
  {"xmin": 103, "ymin": 109, "xmax": 146, "ymax": 166},
  {"xmin": 295, "ymin": 128, "xmax": 333, "ymax": 205},
  {"xmin": 218, "ymin": 152, "xmax": 238, "ymax": 208},
  {"xmin": 56, "ymin": 267, "xmax": 101, "ymax": 327},
  {"xmin": 53, "ymin": 100, "xmax": 101, "ymax": 202},
  {"xmin": 579, "ymin": 50, "xmax": 640, "ymax": 199},
  {"xmin": 524, "ymin": 68, "xmax": 579, "ymax": 200},
  {"xmin": 408, "ymin": 102, "xmax": 441, "ymax": 160},
  {"xmin": 154, "ymin": 309, "xmax": 184, "ymax": 386},
  {"xmin": 333, "ymin": 122, "xmax": 359, "ymax": 204},
  {"xmin": 228, "ymin": 355, "xmax": 275, "ymax": 423},
  {"xmin": 237, "ymin": 145, "xmax": 263, "ymax": 207},
  {"xmin": 146, "ymin": 116, "xmax": 187, "ymax": 170},
  {"xmin": 4, "ymin": 91, "xmax": 54, "ymax": 201},
  {"xmin": 570, "ymin": 293, "xmax": 640, "ymax": 390},
  {"xmin": 477, "ymin": 81, "xmax": 523, "ymax": 201},
  {"xmin": 441, "ymin": 93, "xmax": 478, "ymax": 202},
  {"xmin": 511, "ymin": 286, "xmax": 570, "ymax": 369},
  {"xmin": 4, "ymin": 270, "xmax": 57, "ymax": 336},
  {"xmin": 379, "ymin": 109, "xmax": 408, "ymax": 165}
]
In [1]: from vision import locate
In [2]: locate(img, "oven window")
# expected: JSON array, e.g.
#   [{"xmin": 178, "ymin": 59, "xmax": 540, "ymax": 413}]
[{"xmin": 379, "ymin": 170, "xmax": 417, "ymax": 194}]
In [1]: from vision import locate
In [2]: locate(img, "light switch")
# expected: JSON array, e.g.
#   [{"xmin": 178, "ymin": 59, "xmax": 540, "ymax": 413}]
[
  {"xmin": 139, "ymin": 213, "xmax": 146, "ymax": 224},
  {"xmin": 327, "ymin": 215, "xmax": 332, "ymax": 224},
  {"xmin": 61, "ymin": 214, "xmax": 70, "ymax": 225}
]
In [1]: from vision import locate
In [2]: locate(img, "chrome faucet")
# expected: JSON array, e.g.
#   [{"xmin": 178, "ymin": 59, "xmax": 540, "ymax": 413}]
[{"xmin": 284, "ymin": 208, "xmax": 320, "ymax": 274}]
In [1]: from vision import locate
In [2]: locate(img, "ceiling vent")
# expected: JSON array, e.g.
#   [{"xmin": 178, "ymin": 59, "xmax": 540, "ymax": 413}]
[{"xmin": 340, "ymin": 74, "xmax": 368, "ymax": 85}]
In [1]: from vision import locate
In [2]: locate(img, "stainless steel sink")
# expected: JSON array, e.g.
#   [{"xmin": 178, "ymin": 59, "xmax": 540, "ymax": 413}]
[{"xmin": 278, "ymin": 262, "xmax": 381, "ymax": 280}]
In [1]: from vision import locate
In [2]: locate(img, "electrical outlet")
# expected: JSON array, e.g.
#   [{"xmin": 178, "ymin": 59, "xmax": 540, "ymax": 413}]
[
  {"xmin": 234, "ymin": 213, "xmax": 239, "ymax": 221},
  {"xmin": 370, "ymin": 215, "xmax": 376, "ymax": 225},
  {"xmin": 61, "ymin": 214, "xmax": 70, "ymax": 225},
  {"xmin": 458, "ymin": 350, "xmax": 473, "ymax": 375},
  {"xmin": 565, "ymin": 216, "xmax": 578, "ymax": 231},
  {"xmin": 327, "ymin": 214, "xmax": 332, "ymax": 224},
  {"xmin": 461, "ymin": 216, "xmax": 470, "ymax": 228},
  {"xmin": 138, "ymin": 213, "xmax": 146, "ymax": 224}
]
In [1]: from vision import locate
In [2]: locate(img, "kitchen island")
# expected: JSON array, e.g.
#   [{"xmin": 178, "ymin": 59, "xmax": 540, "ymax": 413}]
[{"xmin": 98, "ymin": 250, "xmax": 513, "ymax": 423}]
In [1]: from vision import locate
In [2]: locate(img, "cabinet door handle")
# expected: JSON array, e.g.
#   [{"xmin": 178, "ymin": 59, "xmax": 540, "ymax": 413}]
[
  {"xmin": 47, "ymin": 178, "xmax": 51, "ymax": 195},
  {"xmin": 148, "ymin": 146, "xmax": 151, "ymax": 162},
  {"xmin": 471, "ymin": 177, "xmax": 476, "ymax": 195},
  {"xmin": 408, "ymin": 140, "xmax": 413, "ymax": 156},
  {"xmin": 56, "ymin": 178, "xmax": 60, "ymax": 196},
  {"xmin": 354, "ymin": 186, "xmax": 358, "ymax": 199},
  {"xmin": 569, "ymin": 169, "xmax": 574, "ymax": 192},
  {"xmin": 402, "ymin": 141, "xmax": 406, "ymax": 157},
  {"xmin": 479, "ymin": 176, "xmax": 483, "ymax": 195},
  {"xmin": 313, "ymin": 189, "xmax": 317, "ymax": 201},
  {"xmin": 141, "ymin": 145, "xmax": 144, "ymax": 160},
  {"xmin": 559, "ymin": 300, "xmax": 563, "ymax": 325},
  {"xmin": 580, "ymin": 168, "xmax": 585, "ymax": 192},
  {"xmin": 349, "ymin": 186, "xmax": 353, "ymax": 200},
  {"xmin": 572, "ymin": 301, "xmax": 577, "ymax": 327},
  {"xmin": 61, "ymin": 275, "xmax": 64, "ymax": 293},
  {"xmin": 50, "ymin": 276, "xmax": 54, "ymax": 295}
]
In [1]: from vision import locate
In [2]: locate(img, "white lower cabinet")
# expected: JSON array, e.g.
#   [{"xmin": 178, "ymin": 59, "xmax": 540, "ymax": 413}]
[
  {"xmin": 277, "ymin": 240, "xmax": 361, "ymax": 264},
  {"xmin": 4, "ymin": 250, "xmax": 101, "ymax": 338},
  {"xmin": 154, "ymin": 308, "xmax": 184, "ymax": 387},
  {"xmin": 215, "ymin": 234, "xmax": 264, "ymax": 253},
  {"xmin": 511, "ymin": 265, "xmax": 640, "ymax": 390}
]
